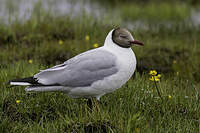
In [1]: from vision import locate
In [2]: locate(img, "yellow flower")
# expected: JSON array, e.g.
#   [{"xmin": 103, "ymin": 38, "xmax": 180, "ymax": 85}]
[
  {"xmin": 168, "ymin": 95, "xmax": 172, "ymax": 99},
  {"xmin": 173, "ymin": 60, "xmax": 177, "ymax": 64},
  {"xmin": 28, "ymin": 59, "xmax": 33, "ymax": 64},
  {"xmin": 149, "ymin": 76, "xmax": 160, "ymax": 82},
  {"xmin": 154, "ymin": 78, "xmax": 160, "ymax": 81},
  {"xmin": 85, "ymin": 35, "xmax": 90, "ymax": 41},
  {"xmin": 176, "ymin": 72, "xmax": 179, "ymax": 76},
  {"xmin": 135, "ymin": 128, "xmax": 140, "ymax": 133},
  {"xmin": 58, "ymin": 40, "xmax": 63, "ymax": 45},
  {"xmin": 149, "ymin": 76, "xmax": 154, "ymax": 81},
  {"xmin": 93, "ymin": 43, "xmax": 99, "ymax": 48},
  {"xmin": 155, "ymin": 74, "xmax": 161, "ymax": 78},
  {"xmin": 149, "ymin": 70, "xmax": 157, "ymax": 76},
  {"xmin": 16, "ymin": 100, "xmax": 20, "ymax": 104}
]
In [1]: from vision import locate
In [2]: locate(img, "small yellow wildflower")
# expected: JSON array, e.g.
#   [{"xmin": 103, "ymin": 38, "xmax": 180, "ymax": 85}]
[
  {"xmin": 156, "ymin": 74, "xmax": 161, "ymax": 78},
  {"xmin": 149, "ymin": 70, "xmax": 157, "ymax": 76},
  {"xmin": 154, "ymin": 78, "xmax": 160, "ymax": 81},
  {"xmin": 58, "ymin": 40, "xmax": 63, "ymax": 45},
  {"xmin": 28, "ymin": 59, "xmax": 33, "ymax": 64},
  {"xmin": 93, "ymin": 43, "xmax": 99, "ymax": 48},
  {"xmin": 85, "ymin": 35, "xmax": 90, "ymax": 41},
  {"xmin": 149, "ymin": 76, "xmax": 153, "ymax": 81},
  {"xmin": 176, "ymin": 72, "xmax": 179, "ymax": 76},
  {"xmin": 168, "ymin": 95, "xmax": 172, "ymax": 99},
  {"xmin": 16, "ymin": 100, "xmax": 20, "ymax": 104},
  {"xmin": 149, "ymin": 76, "xmax": 160, "ymax": 81},
  {"xmin": 135, "ymin": 128, "xmax": 140, "ymax": 133},
  {"xmin": 173, "ymin": 60, "xmax": 177, "ymax": 64}
]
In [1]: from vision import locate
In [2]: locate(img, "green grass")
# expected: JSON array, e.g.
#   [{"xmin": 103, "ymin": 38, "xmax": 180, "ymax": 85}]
[
  {"xmin": 94, "ymin": 0, "xmax": 200, "ymax": 5},
  {"xmin": 1, "ymin": 64, "xmax": 200, "ymax": 132},
  {"xmin": 120, "ymin": 3, "xmax": 191, "ymax": 22},
  {"xmin": 0, "ymin": 1, "xmax": 200, "ymax": 132}
]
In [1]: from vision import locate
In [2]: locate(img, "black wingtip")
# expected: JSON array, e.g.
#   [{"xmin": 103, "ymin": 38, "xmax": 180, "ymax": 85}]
[
  {"xmin": 4, "ymin": 81, "xmax": 10, "ymax": 85},
  {"xmin": 3, "ymin": 80, "xmax": 15, "ymax": 88},
  {"xmin": 7, "ymin": 79, "xmax": 15, "ymax": 85}
]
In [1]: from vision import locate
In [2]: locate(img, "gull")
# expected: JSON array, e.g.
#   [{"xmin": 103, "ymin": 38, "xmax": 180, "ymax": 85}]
[{"xmin": 9, "ymin": 28, "xmax": 144, "ymax": 101}]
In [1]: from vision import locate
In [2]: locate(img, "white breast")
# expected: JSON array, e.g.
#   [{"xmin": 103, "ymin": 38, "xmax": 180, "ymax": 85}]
[
  {"xmin": 91, "ymin": 44, "xmax": 136, "ymax": 93},
  {"xmin": 66, "ymin": 29, "xmax": 138, "ymax": 99}
]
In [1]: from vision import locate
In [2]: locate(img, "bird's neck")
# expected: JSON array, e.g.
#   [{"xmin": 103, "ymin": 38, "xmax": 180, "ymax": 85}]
[{"xmin": 103, "ymin": 30, "xmax": 133, "ymax": 55}]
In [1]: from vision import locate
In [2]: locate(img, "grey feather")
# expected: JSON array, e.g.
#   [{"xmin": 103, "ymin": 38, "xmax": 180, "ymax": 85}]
[{"xmin": 34, "ymin": 49, "xmax": 118, "ymax": 87}]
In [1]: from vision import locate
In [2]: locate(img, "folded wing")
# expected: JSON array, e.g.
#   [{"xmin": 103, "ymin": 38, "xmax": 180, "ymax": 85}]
[{"xmin": 34, "ymin": 49, "xmax": 118, "ymax": 87}]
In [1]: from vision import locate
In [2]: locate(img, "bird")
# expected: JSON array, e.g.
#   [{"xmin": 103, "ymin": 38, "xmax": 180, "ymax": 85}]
[{"xmin": 9, "ymin": 28, "xmax": 144, "ymax": 102}]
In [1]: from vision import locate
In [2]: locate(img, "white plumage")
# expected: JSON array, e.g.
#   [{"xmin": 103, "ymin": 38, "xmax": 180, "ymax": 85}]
[{"xmin": 9, "ymin": 28, "xmax": 143, "ymax": 101}]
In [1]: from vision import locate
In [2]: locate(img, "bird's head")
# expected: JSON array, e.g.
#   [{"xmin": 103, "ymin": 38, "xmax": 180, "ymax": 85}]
[{"xmin": 111, "ymin": 28, "xmax": 144, "ymax": 48}]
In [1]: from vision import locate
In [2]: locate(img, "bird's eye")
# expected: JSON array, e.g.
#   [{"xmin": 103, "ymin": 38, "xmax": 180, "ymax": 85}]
[{"xmin": 120, "ymin": 35, "xmax": 127, "ymax": 39}]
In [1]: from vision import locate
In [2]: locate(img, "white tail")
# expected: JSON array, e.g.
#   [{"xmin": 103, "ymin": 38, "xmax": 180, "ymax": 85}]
[{"xmin": 10, "ymin": 82, "xmax": 31, "ymax": 86}]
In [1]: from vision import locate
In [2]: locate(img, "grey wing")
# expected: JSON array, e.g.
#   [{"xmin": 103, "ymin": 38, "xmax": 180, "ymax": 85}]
[{"xmin": 34, "ymin": 49, "xmax": 118, "ymax": 87}]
